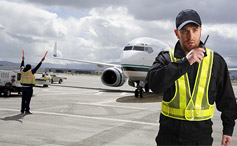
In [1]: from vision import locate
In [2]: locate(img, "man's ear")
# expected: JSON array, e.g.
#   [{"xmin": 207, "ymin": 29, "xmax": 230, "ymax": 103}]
[{"xmin": 174, "ymin": 29, "xmax": 179, "ymax": 39}]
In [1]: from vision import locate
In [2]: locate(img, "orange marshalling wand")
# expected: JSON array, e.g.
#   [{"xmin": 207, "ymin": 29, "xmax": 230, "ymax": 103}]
[{"xmin": 44, "ymin": 51, "xmax": 48, "ymax": 58}]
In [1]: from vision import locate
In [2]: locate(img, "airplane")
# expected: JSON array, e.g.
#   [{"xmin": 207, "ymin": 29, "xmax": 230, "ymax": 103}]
[
  {"xmin": 53, "ymin": 37, "xmax": 171, "ymax": 97},
  {"xmin": 52, "ymin": 37, "xmax": 237, "ymax": 98}
]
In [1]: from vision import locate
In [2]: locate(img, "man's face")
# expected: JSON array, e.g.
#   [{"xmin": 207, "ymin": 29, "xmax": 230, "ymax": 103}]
[{"xmin": 175, "ymin": 23, "xmax": 202, "ymax": 54}]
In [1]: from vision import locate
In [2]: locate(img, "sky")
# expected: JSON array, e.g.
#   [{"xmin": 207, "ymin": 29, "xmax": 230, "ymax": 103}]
[{"xmin": 0, "ymin": 0, "xmax": 237, "ymax": 66}]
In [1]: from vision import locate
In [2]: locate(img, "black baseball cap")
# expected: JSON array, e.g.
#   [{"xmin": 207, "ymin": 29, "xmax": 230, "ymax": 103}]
[{"xmin": 176, "ymin": 9, "xmax": 202, "ymax": 30}]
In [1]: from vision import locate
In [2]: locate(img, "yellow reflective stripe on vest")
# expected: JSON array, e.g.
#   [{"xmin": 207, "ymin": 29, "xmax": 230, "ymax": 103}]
[
  {"xmin": 162, "ymin": 103, "xmax": 215, "ymax": 119},
  {"xmin": 169, "ymin": 50, "xmax": 187, "ymax": 109},
  {"xmin": 162, "ymin": 48, "xmax": 215, "ymax": 121},
  {"xmin": 20, "ymin": 70, "xmax": 36, "ymax": 85}
]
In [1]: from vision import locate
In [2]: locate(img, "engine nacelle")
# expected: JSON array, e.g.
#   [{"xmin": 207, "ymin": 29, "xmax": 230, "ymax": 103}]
[{"xmin": 101, "ymin": 67, "xmax": 127, "ymax": 87}]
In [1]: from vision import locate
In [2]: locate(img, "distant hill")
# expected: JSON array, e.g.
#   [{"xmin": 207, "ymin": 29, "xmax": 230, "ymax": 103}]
[
  {"xmin": 228, "ymin": 66, "xmax": 237, "ymax": 68},
  {"xmin": 0, "ymin": 61, "xmax": 20, "ymax": 66}
]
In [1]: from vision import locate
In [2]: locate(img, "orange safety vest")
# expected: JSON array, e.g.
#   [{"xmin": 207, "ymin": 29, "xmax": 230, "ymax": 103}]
[
  {"xmin": 161, "ymin": 48, "xmax": 215, "ymax": 121},
  {"xmin": 20, "ymin": 69, "xmax": 36, "ymax": 85}
]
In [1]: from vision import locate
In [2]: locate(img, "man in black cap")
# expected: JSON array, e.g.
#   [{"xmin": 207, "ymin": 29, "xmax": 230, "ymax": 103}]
[
  {"xmin": 147, "ymin": 9, "xmax": 237, "ymax": 146},
  {"xmin": 20, "ymin": 56, "xmax": 45, "ymax": 114}
]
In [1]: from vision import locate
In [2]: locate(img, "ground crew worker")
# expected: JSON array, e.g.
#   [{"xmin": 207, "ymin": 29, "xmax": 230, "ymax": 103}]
[
  {"xmin": 20, "ymin": 56, "xmax": 45, "ymax": 114},
  {"xmin": 147, "ymin": 9, "xmax": 237, "ymax": 146}
]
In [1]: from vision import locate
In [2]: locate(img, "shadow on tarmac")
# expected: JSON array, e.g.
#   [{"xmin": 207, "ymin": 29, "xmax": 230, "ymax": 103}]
[
  {"xmin": 0, "ymin": 94, "xmax": 21, "ymax": 98},
  {"xmin": 50, "ymin": 84, "xmax": 163, "ymax": 103},
  {"xmin": 117, "ymin": 92, "xmax": 163, "ymax": 103},
  {"xmin": 0, "ymin": 113, "xmax": 25, "ymax": 123}
]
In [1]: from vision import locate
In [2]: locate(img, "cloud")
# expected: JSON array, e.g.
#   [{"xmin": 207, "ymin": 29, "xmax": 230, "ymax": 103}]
[
  {"xmin": 0, "ymin": 1, "xmax": 59, "ymax": 36},
  {"xmin": 22, "ymin": 0, "xmax": 237, "ymax": 24},
  {"xmin": 125, "ymin": 0, "xmax": 237, "ymax": 23},
  {"xmin": 22, "ymin": 0, "xmax": 126, "ymax": 10},
  {"xmin": 0, "ymin": 1, "xmax": 172, "ymax": 64},
  {"xmin": 202, "ymin": 24, "xmax": 237, "ymax": 57},
  {"xmin": 0, "ymin": 0, "xmax": 237, "ymax": 67},
  {"xmin": 0, "ymin": 1, "xmax": 66, "ymax": 62},
  {"xmin": 205, "ymin": 24, "xmax": 237, "ymax": 40}
]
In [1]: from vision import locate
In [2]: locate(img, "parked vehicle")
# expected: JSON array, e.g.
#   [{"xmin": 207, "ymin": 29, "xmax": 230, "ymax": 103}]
[
  {"xmin": 0, "ymin": 70, "xmax": 22, "ymax": 97},
  {"xmin": 35, "ymin": 73, "xmax": 51, "ymax": 87},
  {"xmin": 50, "ymin": 74, "xmax": 66, "ymax": 84}
]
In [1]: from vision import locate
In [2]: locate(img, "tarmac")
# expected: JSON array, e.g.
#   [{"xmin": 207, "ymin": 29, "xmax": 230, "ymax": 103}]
[{"xmin": 0, "ymin": 74, "xmax": 236, "ymax": 146}]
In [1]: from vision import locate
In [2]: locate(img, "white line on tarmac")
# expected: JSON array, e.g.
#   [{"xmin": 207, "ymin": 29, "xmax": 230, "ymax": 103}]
[
  {"xmin": 75, "ymin": 102, "xmax": 146, "ymax": 110},
  {"xmin": 35, "ymin": 90, "xmax": 96, "ymax": 96},
  {"xmin": 95, "ymin": 99, "xmax": 115, "ymax": 104},
  {"xmin": 94, "ymin": 92, "xmax": 103, "ymax": 95},
  {"xmin": 0, "ymin": 108, "xmax": 158, "ymax": 126},
  {"xmin": 120, "ymin": 92, "xmax": 127, "ymax": 96}
]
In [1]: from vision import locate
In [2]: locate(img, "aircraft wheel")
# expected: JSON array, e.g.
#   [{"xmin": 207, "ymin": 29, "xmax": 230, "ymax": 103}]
[
  {"xmin": 145, "ymin": 84, "xmax": 149, "ymax": 92},
  {"xmin": 135, "ymin": 89, "xmax": 139, "ymax": 98},
  {"xmin": 139, "ymin": 88, "xmax": 143, "ymax": 98},
  {"xmin": 4, "ymin": 89, "xmax": 11, "ymax": 97},
  {"xmin": 43, "ymin": 84, "xmax": 48, "ymax": 87}
]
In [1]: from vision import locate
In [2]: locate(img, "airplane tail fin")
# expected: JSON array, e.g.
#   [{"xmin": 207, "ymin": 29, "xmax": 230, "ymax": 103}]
[{"xmin": 53, "ymin": 42, "xmax": 57, "ymax": 57}]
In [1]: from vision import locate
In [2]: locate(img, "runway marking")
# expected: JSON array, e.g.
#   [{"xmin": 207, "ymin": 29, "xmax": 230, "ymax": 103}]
[
  {"xmin": 0, "ymin": 108, "xmax": 158, "ymax": 126},
  {"xmin": 42, "ymin": 89, "xmax": 49, "ymax": 92},
  {"xmin": 94, "ymin": 92, "xmax": 104, "ymax": 95},
  {"xmin": 120, "ymin": 92, "xmax": 127, "ymax": 96},
  {"xmin": 75, "ymin": 102, "xmax": 146, "ymax": 110},
  {"xmin": 35, "ymin": 90, "xmax": 96, "ymax": 96},
  {"xmin": 95, "ymin": 99, "xmax": 115, "ymax": 104}
]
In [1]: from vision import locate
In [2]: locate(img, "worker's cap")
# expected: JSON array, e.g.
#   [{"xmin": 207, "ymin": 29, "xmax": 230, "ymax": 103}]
[
  {"xmin": 26, "ymin": 64, "xmax": 31, "ymax": 69},
  {"xmin": 176, "ymin": 9, "xmax": 202, "ymax": 30},
  {"xmin": 23, "ymin": 64, "xmax": 31, "ymax": 72}
]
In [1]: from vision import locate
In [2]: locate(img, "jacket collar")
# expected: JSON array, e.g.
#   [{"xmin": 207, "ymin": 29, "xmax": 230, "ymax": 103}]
[{"xmin": 174, "ymin": 41, "xmax": 206, "ymax": 58}]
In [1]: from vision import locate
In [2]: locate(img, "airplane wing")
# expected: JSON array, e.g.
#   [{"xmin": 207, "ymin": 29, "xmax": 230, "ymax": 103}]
[
  {"xmin": 52, "ymin": 42, "xmax": 120, "ymax": 68},
  {"xmin": 229, "ymin": 68, "xmax": 237, "ymax": 73},
  {"xmin": 53, "ymin": 57, "xmax": 120, "ymax": 68},
  {"xmin": 222, "ymin": 55, "xmax": 237, "ymax": 73}
]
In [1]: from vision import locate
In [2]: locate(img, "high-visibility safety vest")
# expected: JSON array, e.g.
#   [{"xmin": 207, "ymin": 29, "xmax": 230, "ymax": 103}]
[
  {"xmin": 20, "ymin": 70, "xmax": 36, "ymax": 85},
  {"xmin": 161, "ymin": 48, "xmax": 215, "ymax": 121}
]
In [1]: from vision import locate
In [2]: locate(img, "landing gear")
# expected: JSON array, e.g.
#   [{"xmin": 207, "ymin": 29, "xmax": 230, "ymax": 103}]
[
  {"xmin": 130, "ymin": 80, "xmax": 149, "ymax": 98},
  {"xmin": 139, "ymin": 88, "xmax": 144, "ymax": 98},
  {"xmin": 134, "ymin": 81, "xmax": 146, "ymax": 98},
  {"xmin": 135, "ymin": 89, "xmax": 139, "ymax": 97},
  {"xmin": 135, "ymin": 87, "xmax": 144, "ymax": 98}
]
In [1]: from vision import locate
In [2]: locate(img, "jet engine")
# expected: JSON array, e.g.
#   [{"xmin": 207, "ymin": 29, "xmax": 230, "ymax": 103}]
[{"xmin": 101, "ymin": 67, "xmax": 126, "ymax": 87}]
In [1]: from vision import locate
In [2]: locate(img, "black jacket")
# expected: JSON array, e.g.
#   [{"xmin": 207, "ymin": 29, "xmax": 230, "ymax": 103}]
[{"xmin": 147, "ymin": 41, "xmax": 237, "ymax": 136}]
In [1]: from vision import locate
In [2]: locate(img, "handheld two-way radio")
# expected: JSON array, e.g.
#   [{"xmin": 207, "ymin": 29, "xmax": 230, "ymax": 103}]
[{"xmin": 202, "ymin": 35, "xmax": 209, "ymax": 56}]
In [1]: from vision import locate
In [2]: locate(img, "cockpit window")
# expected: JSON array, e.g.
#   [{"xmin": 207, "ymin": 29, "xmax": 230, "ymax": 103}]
[
  {"xmin": 133, "ymin": 46, "xmax": 144, "ymax": 51},
  {"xmin": 145, "ymin": 47, "xmax": 153, "ymax": 54},
  {"xmin": 123, "ymin": 46, "xmax": 132, "ymax": 51},
  {"xmin": 124, "ymin": 46, "xmax": 153, "ymax": 53}
]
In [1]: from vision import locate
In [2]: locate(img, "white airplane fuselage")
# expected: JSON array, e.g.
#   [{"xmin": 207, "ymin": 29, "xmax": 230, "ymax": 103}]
[{"xmin": 121, "ymin": 51, "xmax": 151, "ymax": 81}]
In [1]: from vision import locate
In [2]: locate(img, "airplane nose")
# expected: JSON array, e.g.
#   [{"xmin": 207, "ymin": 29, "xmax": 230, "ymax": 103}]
[{"xmin": 121, "ymin": 51, "xmax": 140, "ymax": 66}]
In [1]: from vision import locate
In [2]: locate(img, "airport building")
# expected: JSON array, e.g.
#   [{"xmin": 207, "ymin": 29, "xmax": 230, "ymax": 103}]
[{"xmin": 45, "ymin": 67, "xmax": 100, "ymax": 74}]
